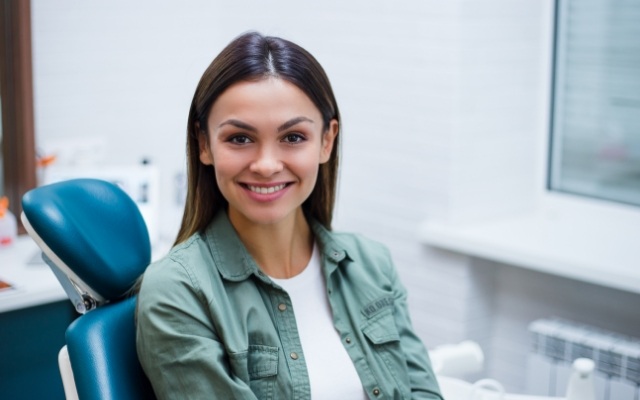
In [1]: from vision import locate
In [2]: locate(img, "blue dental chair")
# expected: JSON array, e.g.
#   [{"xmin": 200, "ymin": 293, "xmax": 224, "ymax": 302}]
[{"xmin": 21, "ymin": 179, "xmax": 156, "ymax": 400}]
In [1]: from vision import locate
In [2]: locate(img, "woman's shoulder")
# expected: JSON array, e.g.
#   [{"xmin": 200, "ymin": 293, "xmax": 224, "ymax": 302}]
[
  {"xmin": 322, "ymin": 229, "xmax": 402, "ymax": 291},
  {"xmin": 140, "ymin": 233, "xmax": 213, "ymax": 293},
  {"xmin": 329, "ymin": 229, "xmax": 390, "ymax": 255},
  {"xmin": 323, "ymin": 229, "xmax": 394, "ymax": 269}
]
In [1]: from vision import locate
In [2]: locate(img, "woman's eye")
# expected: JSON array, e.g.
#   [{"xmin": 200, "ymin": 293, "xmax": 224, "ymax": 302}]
[
  {"xmin": 229, "ymin": 135, "xmax": 252, "ymax": 145},
  {"xmin": 283, "ymin": 133, "xmax": 305, "ymax": 144}
]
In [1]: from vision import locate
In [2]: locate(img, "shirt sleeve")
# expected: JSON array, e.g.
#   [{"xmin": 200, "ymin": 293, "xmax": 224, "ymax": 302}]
[
  {"xmin": 136, "ymin": 258, "xmax": 258, "ymax": 400},
  {"xmin": 383, "ymin": 249, "xmax": 444, "ymax": 400}
]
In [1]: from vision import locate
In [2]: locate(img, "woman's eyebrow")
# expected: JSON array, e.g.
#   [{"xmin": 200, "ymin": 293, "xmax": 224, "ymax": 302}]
[
  {"xmin": 217, "ymin": 116, "xmax": 314, "ymax": 133},
  {"xmin": 217, "ymin": 119, "xmax": 257, "ymax": 132},
  {"xmin": 277, "ymin": 116, "xmax": 314, "ymax": 132}
]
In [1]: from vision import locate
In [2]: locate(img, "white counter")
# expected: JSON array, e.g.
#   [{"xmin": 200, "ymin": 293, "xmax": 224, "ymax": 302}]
[
  {"xmin": 0, "ymin": 236, "xmax": 67, "ymax": 313},
  {"xmin": 420, "ymin": 201, "xmax": 640, "ymax": 295}
]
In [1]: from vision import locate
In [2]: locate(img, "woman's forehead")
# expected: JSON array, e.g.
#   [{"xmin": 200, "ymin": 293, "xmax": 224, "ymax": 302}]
[{"xmin": 208, "ymin": 78, "xmax": 322, "ymax": 127}]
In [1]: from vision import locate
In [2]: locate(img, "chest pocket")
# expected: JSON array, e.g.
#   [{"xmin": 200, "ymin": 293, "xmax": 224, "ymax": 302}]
[
  {"xmin": 229, "ymin": 344, "xmax": 278, "ymax": 398},
  {"xmin": 361, "ymin": 311, "xmax": 411, "ymax": 398}
]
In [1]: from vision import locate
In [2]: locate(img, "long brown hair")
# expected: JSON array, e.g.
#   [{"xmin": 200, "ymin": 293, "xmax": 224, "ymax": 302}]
[{"xmin": 175, "ymin": 32, "xmax": 341, "ymax": 244}]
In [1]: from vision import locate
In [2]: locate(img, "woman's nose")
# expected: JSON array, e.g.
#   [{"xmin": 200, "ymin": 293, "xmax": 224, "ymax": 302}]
[{"xmin": 249, "ymin": 147, "xmax": 284, "ymax": 176}]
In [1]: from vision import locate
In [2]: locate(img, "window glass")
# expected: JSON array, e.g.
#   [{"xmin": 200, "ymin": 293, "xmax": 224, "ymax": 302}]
[{"xmin": 549, "ymin": 0, "xmax": 640, "ymax": 206}]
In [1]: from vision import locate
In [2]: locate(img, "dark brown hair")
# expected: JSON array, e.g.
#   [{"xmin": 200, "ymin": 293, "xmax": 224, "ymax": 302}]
[{"xmin": 175, "ymin": 31, "xmax": 341, "ymax": 244}]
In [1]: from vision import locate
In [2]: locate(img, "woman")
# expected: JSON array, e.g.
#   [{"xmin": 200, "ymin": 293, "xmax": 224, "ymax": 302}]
[{"xmin": 136, "ymin": 31, "xmax": 443, "ymax": 399}]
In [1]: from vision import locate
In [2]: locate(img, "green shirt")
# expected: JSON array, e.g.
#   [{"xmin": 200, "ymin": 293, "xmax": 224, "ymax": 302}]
[{"xmin": 136, "ymin": 212, "xmax": 443, "ymax": 399}]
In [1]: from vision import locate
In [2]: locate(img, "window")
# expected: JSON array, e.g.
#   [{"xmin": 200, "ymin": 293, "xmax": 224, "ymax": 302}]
[{"xmin": 548, "ymin": 0, "xmax": 640, "ymax": 207}]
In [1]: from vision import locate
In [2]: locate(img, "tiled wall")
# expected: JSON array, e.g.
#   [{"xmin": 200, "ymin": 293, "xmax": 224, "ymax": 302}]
[{"xmin": 31, "ymin": 0, "xmax": 640, "ymax": 393}]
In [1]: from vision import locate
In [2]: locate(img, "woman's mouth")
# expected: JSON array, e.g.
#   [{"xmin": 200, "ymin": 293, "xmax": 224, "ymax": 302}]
[{"xmin": 243, "ymin": 183, "xmax": 289, "ymax": 195}]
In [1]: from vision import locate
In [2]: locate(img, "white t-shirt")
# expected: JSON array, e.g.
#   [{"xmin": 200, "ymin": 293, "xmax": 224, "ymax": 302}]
[{"xmin": 271, "ymin": 245, "xmax": 368, "ymax": 400}]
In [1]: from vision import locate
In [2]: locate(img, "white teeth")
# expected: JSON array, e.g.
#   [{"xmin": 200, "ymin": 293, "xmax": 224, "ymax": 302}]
[{"xmin": 248, "ymin": 184, "xmax": 286, "ymax": 194}]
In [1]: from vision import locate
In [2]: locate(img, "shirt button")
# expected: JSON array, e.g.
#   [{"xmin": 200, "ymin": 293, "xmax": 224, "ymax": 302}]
[
  {"xmin": 372, "ymin": 388, "xmax": 381, "ymax": 396},
  {"xmin": 345, "ymin": 337, "xmax": 352, "ymax": 344},
  {"xmin": 290, "ymin": 352, "xmax": 299, "ymax": 360},
  {"xmin": 278, "ymin": 303, "xmax": 287, "ymax": 311}
]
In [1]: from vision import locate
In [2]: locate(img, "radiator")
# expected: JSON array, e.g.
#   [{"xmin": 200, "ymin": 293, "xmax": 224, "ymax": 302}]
[{"xmin": 526, "ymin": 318, "xmax": 640, "ymax": 400}]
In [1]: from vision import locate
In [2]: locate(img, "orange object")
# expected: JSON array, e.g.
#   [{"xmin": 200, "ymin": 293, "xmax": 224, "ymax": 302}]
[
  {"xmin": 0, "ymin": 196, "xmax": 8, "ymax": 218},
  {"xmin": 37, "ymin": 154, "xmax": 57, "ymax": 168}
]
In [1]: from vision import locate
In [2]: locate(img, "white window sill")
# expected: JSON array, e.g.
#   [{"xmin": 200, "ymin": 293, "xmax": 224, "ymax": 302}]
[{"xmin": 419, "ymin": 195, "xmax": 640, "ymax": 295}]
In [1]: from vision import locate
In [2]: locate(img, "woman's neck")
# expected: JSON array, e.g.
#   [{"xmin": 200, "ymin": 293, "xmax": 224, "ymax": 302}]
[{"xmin": 228, "ymin": 208, "xmax": 314, "ymax": 279}]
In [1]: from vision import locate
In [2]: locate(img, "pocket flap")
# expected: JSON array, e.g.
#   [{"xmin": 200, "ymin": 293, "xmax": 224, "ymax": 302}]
[
  {"xmin": 361, "ymin": 313, "xmax": 400, "ymax": 345},
  {"xmin": 229, "ymin": 344, "xmax": 279, "ymax": 381},
  {"xmin": 248, "ymin": 345, "xmax": 278, "ymax": 379}
]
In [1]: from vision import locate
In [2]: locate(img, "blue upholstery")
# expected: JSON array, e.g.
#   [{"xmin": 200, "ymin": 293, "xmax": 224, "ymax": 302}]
[
  {"xmin": 21, "ymin": 179, "xmax": 156, "ymax": 399},
  {"xmin": 66, "ymin": 296, "xmax": 155, "ymax": 400},
  {"xmin": 21, "ymin": 179, "xmax": 151, "ymax": 299}
]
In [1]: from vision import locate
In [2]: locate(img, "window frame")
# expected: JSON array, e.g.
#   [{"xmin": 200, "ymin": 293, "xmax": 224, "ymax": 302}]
[
  {"xmin": 0, "ymin": 0, "xmax": 36, "ymax": 234},
  {"xmin": 546, "ymin": 0, "xmax": 640, "ymax": 208}
]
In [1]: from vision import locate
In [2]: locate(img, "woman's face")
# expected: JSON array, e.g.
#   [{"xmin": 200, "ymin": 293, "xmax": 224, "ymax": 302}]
[{"xmin": 199, "ymin": 78, "xmax": 338, "ymax": 229}]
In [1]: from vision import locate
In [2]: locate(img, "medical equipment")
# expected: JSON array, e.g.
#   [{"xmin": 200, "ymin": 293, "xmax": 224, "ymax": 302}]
[
  {"xmin": 22, "ymin": 179, "xmax": 154, "ymax": 399},
  {"xmin": 431, "ymin": 343, "xmax": 596, "ymax": 400}
]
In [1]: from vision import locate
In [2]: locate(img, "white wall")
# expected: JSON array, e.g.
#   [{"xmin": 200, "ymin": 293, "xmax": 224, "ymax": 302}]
[
  {"xmin": 30, "ymin": 0, "xmax": 640, "ymax": 393},
  {"xmin": 30, "ymin": 0, "xmax": 460, "ymax": 239}
]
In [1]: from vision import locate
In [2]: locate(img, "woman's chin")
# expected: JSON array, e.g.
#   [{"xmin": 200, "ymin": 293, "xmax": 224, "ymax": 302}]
[{"xmin": 228, "ymin": 207, "xmax": 303, "ymax": 229}]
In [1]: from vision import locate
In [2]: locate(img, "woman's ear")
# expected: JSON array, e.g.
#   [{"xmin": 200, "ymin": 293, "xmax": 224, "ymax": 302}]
[
  {"xmin": 197, "ymin": 123, "xmax": 214, "ymax": 166},
  {"xmin": 320, "ymin": 119, "xmax": 339, "ymax": 164}
]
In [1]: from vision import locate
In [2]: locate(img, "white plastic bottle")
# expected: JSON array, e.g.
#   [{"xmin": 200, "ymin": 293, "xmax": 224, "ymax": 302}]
[
  {"xmin": 566, "ymin": 358, "xmax": 596, "ymax": 400},
  {"xmin": 0, "ymin": 197, "xmax": 17, "ymax": 248}
]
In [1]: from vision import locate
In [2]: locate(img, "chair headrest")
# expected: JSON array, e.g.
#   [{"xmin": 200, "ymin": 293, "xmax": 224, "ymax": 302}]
[{"xmin": 22, "ymin": 179, "xmax": 151, "ymax": 301}]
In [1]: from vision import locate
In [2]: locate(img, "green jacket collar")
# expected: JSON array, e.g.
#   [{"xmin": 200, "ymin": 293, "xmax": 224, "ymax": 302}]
[{"xmin": 203, "ymin": 211, "xmax": 352, "ymax": 282}]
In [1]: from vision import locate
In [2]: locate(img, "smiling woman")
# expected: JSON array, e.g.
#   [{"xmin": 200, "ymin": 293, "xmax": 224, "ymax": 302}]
[{"xmin": 135, "ymin": 31, "xmax": 443, "ymax": 400}]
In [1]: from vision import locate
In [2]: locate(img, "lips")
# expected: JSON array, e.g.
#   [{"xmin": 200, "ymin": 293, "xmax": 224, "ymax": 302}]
[{"xmin": 244, "ymin": 183, "xmax": 288, "ymax": 194}]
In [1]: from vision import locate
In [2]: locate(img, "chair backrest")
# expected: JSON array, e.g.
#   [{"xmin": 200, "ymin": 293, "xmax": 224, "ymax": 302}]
[
  {"xmin": 66, "ymin": 297, "xmax": 155, "ymax": 400},
  {"xmin": 21, "ymin": 179, "xmax": 156, "ymax": 400}
]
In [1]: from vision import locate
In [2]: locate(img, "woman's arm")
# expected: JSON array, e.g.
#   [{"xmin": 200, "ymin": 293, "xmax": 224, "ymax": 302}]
[
  {"xmin": 136, "ymin": 260, "xmax": 258, "ymax": 400},
  {"xmin": 384, "ymin": 250, "xmax": 444, "ymax": 400}
]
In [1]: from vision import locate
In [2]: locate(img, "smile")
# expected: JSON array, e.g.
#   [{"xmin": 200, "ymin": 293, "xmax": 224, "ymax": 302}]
[{"xmin": 246, "ymin": 183, "xmax": 288, "ymax": 194}]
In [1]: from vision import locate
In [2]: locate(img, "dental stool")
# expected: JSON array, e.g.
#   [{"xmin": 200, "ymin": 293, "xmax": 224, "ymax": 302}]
[{"xmin": 21, "ymin": 179, "xmax": 156, "ymax": 400}]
